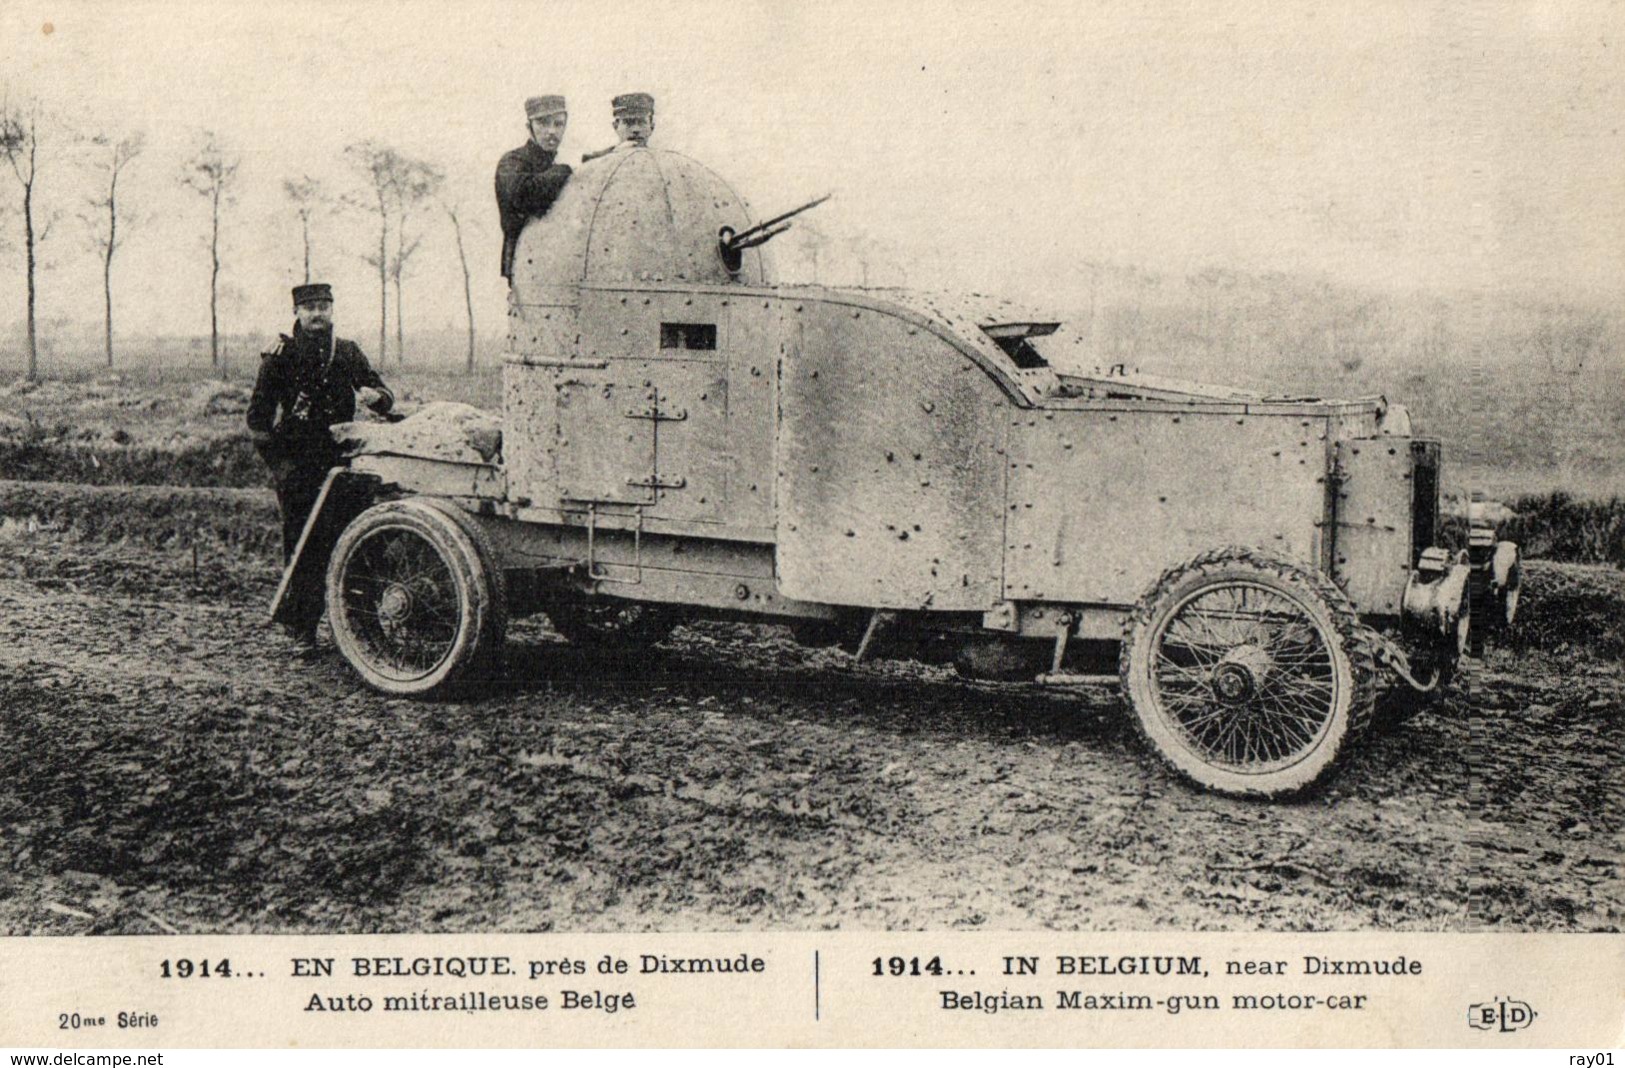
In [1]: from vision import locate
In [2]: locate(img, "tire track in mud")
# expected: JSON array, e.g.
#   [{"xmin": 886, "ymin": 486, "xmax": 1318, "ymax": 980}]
[{"xmin": 0, "ymin": 545, "xmax": 1619, "ymax": 934}]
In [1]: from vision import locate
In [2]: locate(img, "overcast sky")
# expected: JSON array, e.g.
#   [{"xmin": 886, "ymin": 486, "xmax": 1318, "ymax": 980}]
[{"xmin": 2, "ymin": 0, "xmax": 1621, "ymax": 351}]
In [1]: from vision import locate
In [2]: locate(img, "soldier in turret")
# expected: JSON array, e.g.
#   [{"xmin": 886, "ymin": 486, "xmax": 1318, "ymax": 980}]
[
  {"xmin": 495, "ymin": 94, "xmax": 574, "ymax": 280},
  {"xmin": 247, "ymin": 283, "xmax": 393, "ymax": 648},
  {"xmin": 582, "ymin": 92, "xmax": 655, "ymax": 163}
]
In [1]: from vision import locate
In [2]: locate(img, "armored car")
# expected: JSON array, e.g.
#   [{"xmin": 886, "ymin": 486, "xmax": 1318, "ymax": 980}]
[{"xmin": 277, "ymin": 144, "xmax": 1521, "ymax": 798}]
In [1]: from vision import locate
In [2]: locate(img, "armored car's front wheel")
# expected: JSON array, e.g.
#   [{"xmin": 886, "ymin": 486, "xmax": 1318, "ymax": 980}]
[
  {"xmin": 1120, "ymin": 547, "xmax": 1377, "ymax": 798},
  {"xmin": 326, "ymin": 498, "xmax": 507, "ymax": 697}
]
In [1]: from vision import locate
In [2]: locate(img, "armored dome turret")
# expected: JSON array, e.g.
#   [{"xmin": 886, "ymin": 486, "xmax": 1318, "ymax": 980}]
[{"xmin": 509, "ymin": 146, "xmax": 773, "ymax": 303}]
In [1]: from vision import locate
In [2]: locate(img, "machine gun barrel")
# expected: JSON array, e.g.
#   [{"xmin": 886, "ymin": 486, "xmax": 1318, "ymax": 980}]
[{"xmin": 722, "ymin": 193, "xmax": 831, "ymax": 251}]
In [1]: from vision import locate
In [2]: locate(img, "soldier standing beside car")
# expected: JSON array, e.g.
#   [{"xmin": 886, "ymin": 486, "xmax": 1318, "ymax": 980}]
[
  {"xmin": 495, "ymin": 94, "xmax": 574, "ymax": 280},
  {"xmin": 247, "ymin": 283, "xmax": 393, "ymax": 648}
]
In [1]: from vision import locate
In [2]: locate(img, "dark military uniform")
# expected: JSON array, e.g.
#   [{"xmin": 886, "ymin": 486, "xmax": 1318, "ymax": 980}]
[
  {"xmin": 247, "ymin": 323, "xmax": 392, "ymax": 634},
  {"xmin": 494, "ymin": 140, "xmax": 572, "ymax": 279}
]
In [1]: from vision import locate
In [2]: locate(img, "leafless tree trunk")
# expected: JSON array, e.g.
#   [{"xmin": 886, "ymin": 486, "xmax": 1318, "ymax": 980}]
[
  {"xmin": 1, "ymin": 96, "xmax": 54, "ymax": 381},
  {"xmin": 392, "ymin": 253, "xmax": 405, "ymax": 367},
  {"xmin": 85, "ymin": 133, "xmax": 144, "ymax": 367},
  {"xmin": 387, "ymin": 163, "xmax": 438, "ymax": 368},
  {"xmin": 442, "ymin": 198, "xmax": 477, "ymax": 372},
  {"xmin": 182, "ymin": 132, "xmax": 239, "ymax": 372},
  {"xmin": 346, "ymin": 142, "xmax": 400, "ymax": 367}
]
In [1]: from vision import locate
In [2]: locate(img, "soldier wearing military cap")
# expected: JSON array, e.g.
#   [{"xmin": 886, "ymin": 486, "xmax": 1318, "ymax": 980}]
[
  {"xmin": 247, "ymin": 283, "xmax": 393, "ymax": 648},
  {"xmin": 495, "ymin": 94, "xmax": 574, "ymax": 279},
  {"xmin": 582, "ymin": 92, "xmax": 655, "ymax": 163}
]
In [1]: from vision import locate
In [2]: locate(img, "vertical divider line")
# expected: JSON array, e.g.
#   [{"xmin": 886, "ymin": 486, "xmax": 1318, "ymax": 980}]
[{"xmin": 814, "ymin": 949, "xmax": 821, "ymax": 1021}]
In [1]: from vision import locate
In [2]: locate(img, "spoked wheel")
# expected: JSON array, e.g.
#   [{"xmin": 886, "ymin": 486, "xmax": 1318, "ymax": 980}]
[
  {"xmin": 545, "ymin": 598, "xmax": 679, "ymax": 651},
  {"xmin": 1121, "ymin": 547, "xmax": 1377, "ymax": 798},
  {"xmin": 326, "ymin": 498, "xmax": 507, "ymax": 696}
]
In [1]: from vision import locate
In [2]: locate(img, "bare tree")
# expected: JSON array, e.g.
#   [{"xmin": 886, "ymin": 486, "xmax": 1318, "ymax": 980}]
[
  {"xmin": 438, "ymin": 185, "xmax": 478, "ymax": 373},
  {"xmin": 345, "ymin": 140, "xmax": 399, "ymax": 366},
  {"xmin": 181, "ymin": 131, "xmax": 239, "ymax": 371},
  {"xmin": 282, "ymin": 175, "xmax": 327, "ymax": 284},
  {"xmin": 345, "ymin": 142, "xmax": 443, "ymax": 368},
  {"xmin": 83, "ymin": 131, "xmax": 144, "ymax": 367},
  {"xmin": 0, "ymin": 93, "xmax": 59, "ymax": 380},
  {"xmin": 391, "ymin": 161, "xmax": 442, "ymax": 367}
]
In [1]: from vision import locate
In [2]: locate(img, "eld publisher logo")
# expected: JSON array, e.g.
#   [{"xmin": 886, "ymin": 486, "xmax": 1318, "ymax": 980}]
[{"xmin": 1468, "ymin": 997, "xmax": 1538, "ymax": 1033}]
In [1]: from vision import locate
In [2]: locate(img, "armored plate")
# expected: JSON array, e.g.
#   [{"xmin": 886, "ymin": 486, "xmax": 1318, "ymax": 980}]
[
  {"xmin": 1004, "ymin": 410, "xmax": 1330, "ymax": 605},
  {"xmin": 557, "ymin": 380, "xmax": 656, "ymax": 504},
  {"xmin": 1332, "ymin": 437, "xmax": 1419, "ymax": 615},
  {"xmin": 776, "ymin": 296, "xmax": 1008, "ymax": 611}
]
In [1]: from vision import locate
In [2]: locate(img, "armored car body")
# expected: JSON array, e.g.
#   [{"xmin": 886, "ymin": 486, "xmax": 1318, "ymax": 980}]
[{"xmin": 279, "ymin": 144, "xmax": 1520, "ymax": 798}]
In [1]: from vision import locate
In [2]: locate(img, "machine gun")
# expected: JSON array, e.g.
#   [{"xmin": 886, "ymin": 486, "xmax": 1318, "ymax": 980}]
[{"xmin": 718, "ymin": 193, "xmax": 831, "ymax": 270}]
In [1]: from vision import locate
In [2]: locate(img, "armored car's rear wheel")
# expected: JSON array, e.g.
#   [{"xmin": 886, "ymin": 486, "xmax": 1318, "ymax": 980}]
[
  {"xmin": 1120, "ymin": 547, "xmax": 1377, "ymax": 798},
  {"xmin": 326, "ymin": 499, "xmax": 507, "ymax": 697}
]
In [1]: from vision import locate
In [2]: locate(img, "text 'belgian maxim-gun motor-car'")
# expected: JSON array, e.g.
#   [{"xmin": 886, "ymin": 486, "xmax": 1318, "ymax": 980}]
[{"xmin": 273, "ymin": 144, "xmax": 1522, "ymax": 798}]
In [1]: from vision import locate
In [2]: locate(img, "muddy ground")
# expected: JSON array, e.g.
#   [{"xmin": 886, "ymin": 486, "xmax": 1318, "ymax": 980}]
[{"xmin": 0, "ymin": 522, "xmax": 1619, "ymax": 935}]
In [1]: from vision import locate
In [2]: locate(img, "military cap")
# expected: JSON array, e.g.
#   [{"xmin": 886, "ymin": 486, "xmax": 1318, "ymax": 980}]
[
  {"xmin": 612, "ymin": 92, "xmax": 655, "ymax": 117},
  {"xmin": 291, "ymin": 282, "xmax": 333, "ymax": 307},
  {"xmin": 525, "ymin": 95, "xmax": 568, "ymax": 119}
]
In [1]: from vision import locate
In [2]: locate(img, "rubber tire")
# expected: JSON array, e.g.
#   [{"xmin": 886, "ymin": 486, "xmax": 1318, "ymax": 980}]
[
  {"xmin": 1120, "ymin": 546, "xmax": 1378, "ymax": 799},
  {"xmin": 545, "ymin": 598, "xmax": 679, "ymax": 651},
  {"xmin": 326, "ymin": 498, "xmax": 507, "ymax": 697}
]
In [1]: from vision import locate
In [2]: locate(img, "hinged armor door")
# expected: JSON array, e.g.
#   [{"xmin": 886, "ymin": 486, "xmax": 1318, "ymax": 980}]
[
  {"xmin": 643, "ymin": 364, "xmax": 728, "ymax": 523},
  {"xmin": 556, "ymin": 381, "xmax": 656, "ymax": 505}
]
